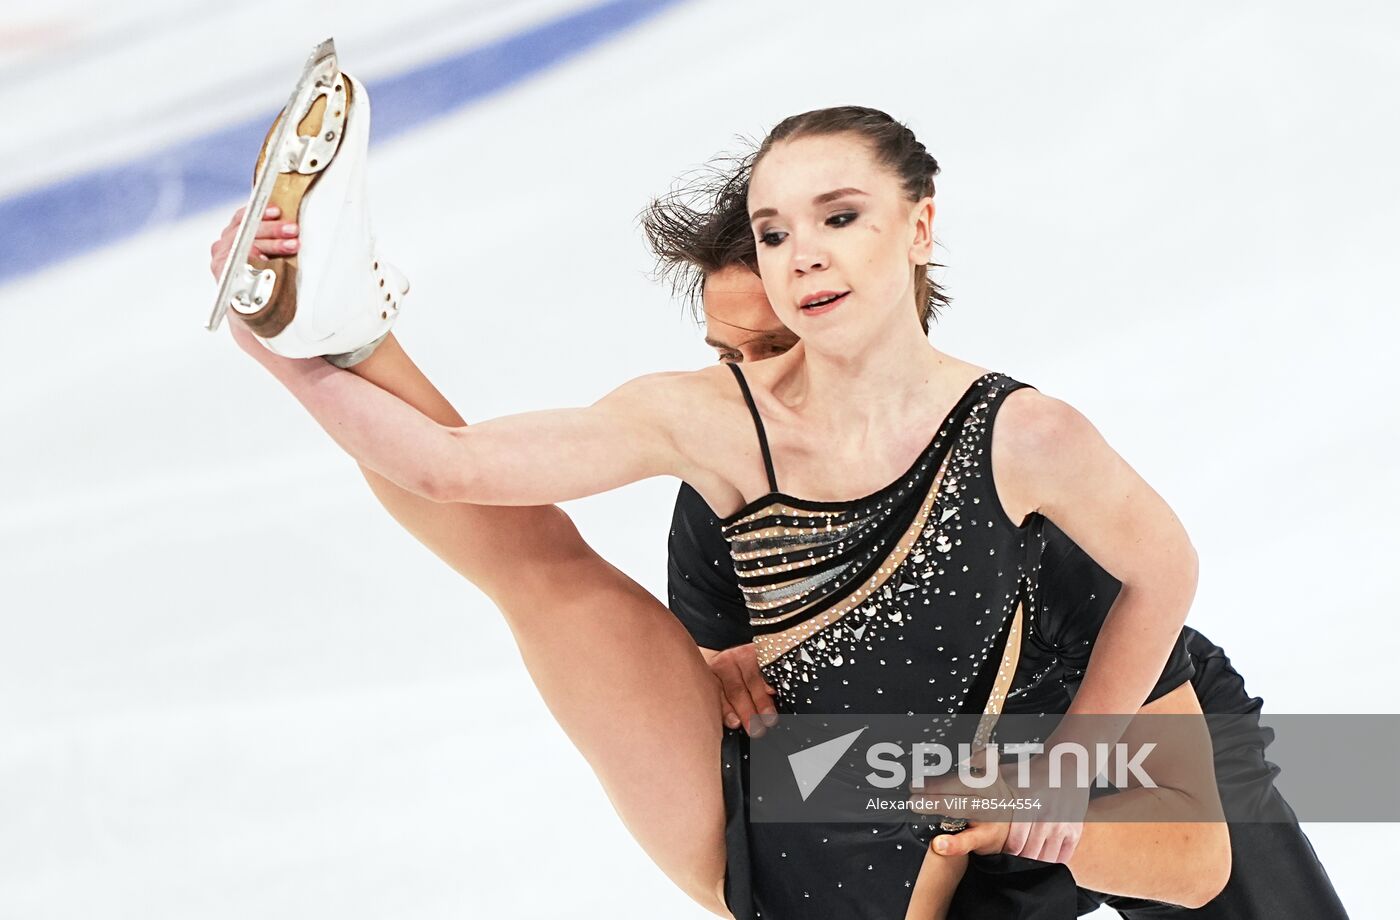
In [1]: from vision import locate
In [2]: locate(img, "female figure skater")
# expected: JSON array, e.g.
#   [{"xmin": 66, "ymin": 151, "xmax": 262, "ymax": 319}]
[
  {"xmin": 213, "ymin": 106, "xmax": 1234, "ymax": 919},
  {"xmin": 649, "ymin": 163, "xmax": 1348, "ymax": 919}
]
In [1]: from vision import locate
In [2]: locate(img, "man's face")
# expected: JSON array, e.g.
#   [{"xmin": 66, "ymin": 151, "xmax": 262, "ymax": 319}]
[{"xmin": 701, "ymin": 265, "xmax": 798, "ymax": 364}]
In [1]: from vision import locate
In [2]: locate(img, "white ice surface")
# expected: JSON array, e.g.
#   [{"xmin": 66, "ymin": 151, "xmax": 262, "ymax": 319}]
[{"xmin": 1, "ymin": 0, "xmax": 1395, "ymax": 917}]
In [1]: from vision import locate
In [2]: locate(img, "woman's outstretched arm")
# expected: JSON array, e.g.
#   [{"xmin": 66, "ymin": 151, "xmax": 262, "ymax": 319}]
[
  {"xmin": 224, "ymin": 315, "xmax": 708, "ymax": 509},
  {"xmin": 229, "ymin": 316, "xmax": 677, "ymax": 501},
  {"xmin": 209, "ymin": 198, "xmax": 711, "ymax": 507}
]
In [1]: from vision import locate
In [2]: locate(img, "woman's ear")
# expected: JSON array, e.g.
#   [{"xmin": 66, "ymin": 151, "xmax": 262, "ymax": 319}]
[{"xmin": 909, "ymin": 197, "xmax": 935, "ymax": 265}]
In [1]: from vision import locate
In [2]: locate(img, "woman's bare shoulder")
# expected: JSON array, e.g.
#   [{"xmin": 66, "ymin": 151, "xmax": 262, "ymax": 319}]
[
  {"xmin": 995, "ymin": 381, "xmax": 1120, "ymax": 518},
  {"xmin": 589, "ymin": 366, "xmax": 756, "ymax": 477},
  {"xmin": 594, "ymin": 364, "xmax": 763, "ymax": 513},
  {"xmin": 998, "ymin": 383, "xmax": 1102, "ymax": 457},
  {"xmin": 595, "ymin": 363, "xmax": 742, "ymax": 414}
]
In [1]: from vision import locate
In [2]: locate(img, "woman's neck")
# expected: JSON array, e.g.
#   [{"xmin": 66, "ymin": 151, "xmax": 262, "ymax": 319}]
[{"xmin": 779, "ymin": 316, "xmax": 955, "ymax": 432}]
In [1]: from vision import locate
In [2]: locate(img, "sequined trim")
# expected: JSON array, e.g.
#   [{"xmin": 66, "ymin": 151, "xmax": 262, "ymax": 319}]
[
  {"xmin": 741, "ymin": 565, "xmax": 850, "ymax": 606},
  {"xmin": 713, "ymin": 374, "xmax": 1041, "ymax": 721},
  {"xmin": 752, "ymin": 447, "xmax": 953, "ymax": 663}
]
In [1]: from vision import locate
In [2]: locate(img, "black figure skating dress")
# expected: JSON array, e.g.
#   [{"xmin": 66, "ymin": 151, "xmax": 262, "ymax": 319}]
[
  {"xmin": 706, "ymin": 367, "xmax": 1081, "ymax": 919},
  {"xmin": 670, "ymin": 366, "xmax": 1348, "ymax": 919}
]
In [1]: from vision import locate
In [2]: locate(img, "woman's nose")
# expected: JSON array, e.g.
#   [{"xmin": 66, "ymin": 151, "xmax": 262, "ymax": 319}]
[{"xmin": 791, "ymin": 246, "xmax": 827, "ymax": 274}]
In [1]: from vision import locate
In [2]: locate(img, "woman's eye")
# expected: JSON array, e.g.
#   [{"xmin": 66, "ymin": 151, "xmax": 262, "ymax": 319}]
[
  {"xmin": 759, "ymin": 229, "xmax": 787, "ymax": 247},
  {"xmin": 827, "ymin": 211, "xmax": 857, "ymax": 228},
  {"xmin": 717, "ymin": 351, "xmax": 742, "ymax": 364}
]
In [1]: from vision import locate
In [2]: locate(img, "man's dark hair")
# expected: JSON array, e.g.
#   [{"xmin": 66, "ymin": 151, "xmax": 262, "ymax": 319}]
[{"xmin": 640, "ymin": 150, "xmax": 758, "ymax": 322}]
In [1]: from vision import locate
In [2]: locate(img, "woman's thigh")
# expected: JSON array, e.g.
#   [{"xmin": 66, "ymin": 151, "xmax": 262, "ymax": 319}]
[{"xmin": 498, "ymin": 567, "xmax": 731, "ymax": 916}]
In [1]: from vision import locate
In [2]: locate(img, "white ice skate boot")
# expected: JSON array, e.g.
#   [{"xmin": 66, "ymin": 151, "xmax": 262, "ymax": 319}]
[{"xmin": 209, "ymin": 39, "xmax": 409, "ymax": 367}]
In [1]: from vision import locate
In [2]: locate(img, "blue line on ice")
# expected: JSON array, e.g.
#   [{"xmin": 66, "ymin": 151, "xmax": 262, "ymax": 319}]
[{"xmin": 0, "ymin": 0, "xmax": 683, "ymax": 285}]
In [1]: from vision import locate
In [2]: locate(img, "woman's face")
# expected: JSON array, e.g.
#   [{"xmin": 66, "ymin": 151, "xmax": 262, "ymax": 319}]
[{"xmin": 747, "ymin": 132, "xmax": 932, "ymax": 355}]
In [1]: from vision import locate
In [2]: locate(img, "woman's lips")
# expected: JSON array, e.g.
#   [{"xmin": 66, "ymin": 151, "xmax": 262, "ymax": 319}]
[{"xmin": 799, "ymin": 291, "xmax": 850, "ymax": 316}]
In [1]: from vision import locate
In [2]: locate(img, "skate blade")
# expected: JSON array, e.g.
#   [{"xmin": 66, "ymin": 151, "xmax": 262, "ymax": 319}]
[{"xmin": 208, "ymin": 37, "xmax": 343, "ymax": 333}]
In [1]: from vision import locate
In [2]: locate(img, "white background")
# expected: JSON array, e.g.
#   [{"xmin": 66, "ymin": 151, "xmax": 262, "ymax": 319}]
[{"xmin": 1, "ymin": 1, "xmax": 1394, "ymax": 917}]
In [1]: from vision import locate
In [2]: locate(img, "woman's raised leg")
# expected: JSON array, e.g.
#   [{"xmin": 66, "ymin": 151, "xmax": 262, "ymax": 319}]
[
  {"xmin": 327, "ymin": 333, "xmax": 733, "ymax": 914},
  {"xmin": 213, "ymin": 214, "xmax": 732, "ymax": 915}
]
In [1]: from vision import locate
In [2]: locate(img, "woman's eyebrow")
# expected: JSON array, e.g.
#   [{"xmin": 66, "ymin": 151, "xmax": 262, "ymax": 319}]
[
  {"xmin": 750, "ymin": 187, "xmax": 868, "ymax": 222},
  {"xmin": 813, "ymin": 187, "xmax": 866, "ymax": 205}
]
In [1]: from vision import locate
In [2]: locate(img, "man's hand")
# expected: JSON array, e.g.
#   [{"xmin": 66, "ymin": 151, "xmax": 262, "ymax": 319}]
[
  {"xmin": 912, "ymin": 750, "xmax": 1087, "ymax": 864},
  {"xmin": 704, "ymin": 644, "xmax": 778, "ymax": 737},
  {"xmin": 913, "ymin": 747, "xmax": 1013, "ymax": 857},
  {"xmin": 933, "ymin": 817, "xmax": 1011, "ymax": 858},
  {"xmin": 995, "ymin": 749, "xmax": 1089, "ymax": 864},
  {"xmin": 209, "ymin": 205, "xmax": 300, "ymax": 280}
]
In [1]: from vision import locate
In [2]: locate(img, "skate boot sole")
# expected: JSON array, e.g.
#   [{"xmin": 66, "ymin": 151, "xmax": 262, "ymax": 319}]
[{"xmin": 238, "ymin": 78, "xmax": 351, "ymax": 338}]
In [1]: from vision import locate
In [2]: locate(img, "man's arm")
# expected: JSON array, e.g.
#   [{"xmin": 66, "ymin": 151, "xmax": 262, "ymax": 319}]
[
  {"xmin": 1062, "ymin": 681, "xmax": 1231, "ymax": 908},
  {"xmin": 934, "ymin": 681, "xmax": 1231, "ymax": 909}
]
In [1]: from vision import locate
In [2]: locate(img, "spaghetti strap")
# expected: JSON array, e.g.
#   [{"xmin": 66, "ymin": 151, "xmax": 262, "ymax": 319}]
[{"xmin": 725, "ymin": 363, "xmax": 779, "ymax": 493}]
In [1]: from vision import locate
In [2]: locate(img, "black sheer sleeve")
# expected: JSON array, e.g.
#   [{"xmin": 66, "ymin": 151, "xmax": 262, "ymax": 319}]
[
  {"xmin": 1018, "ymin": 516, "xmax": 1194, "ymax": 707},
  {"xmin": 667, "ymin": 483, "xmax": 753, "ymax": 650}
]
